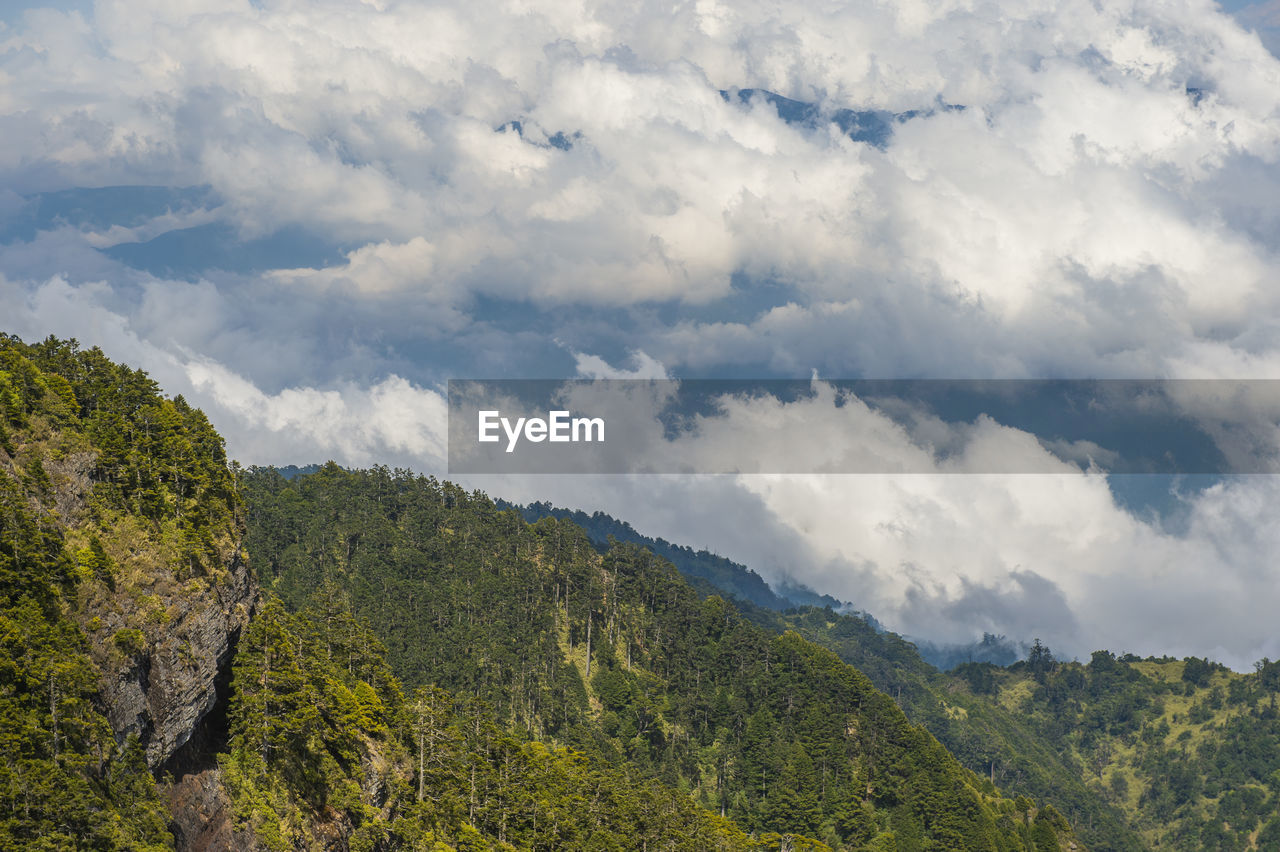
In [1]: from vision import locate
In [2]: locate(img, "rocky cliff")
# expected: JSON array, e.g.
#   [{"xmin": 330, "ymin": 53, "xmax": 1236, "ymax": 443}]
[
  {"xmin": 164, "ymin": 763, "xmax": 267, "ymax": 852},
  {"xmin": 0, "ymin": 334, "xmax": 259, "ymax": 849},
  {"xmin": 89, "ymin": 549, "xmax": 256, "ymax": 768},
  {"xmin": 84, "ymin": 541, "xmax": 259, "ymax": 851},
  {"xmin": 37, "ymin": 424, "xmax": 259, "ymax": 771}
]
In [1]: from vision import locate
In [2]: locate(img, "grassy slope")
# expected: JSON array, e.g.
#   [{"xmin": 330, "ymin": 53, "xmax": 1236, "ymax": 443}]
[{"xmin": 977, "ymin": 654, "xmax": 1280, "ymax": 851}]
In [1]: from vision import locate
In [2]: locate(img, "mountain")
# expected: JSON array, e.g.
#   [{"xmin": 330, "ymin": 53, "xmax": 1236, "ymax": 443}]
[
  {"xmin": 0, "ymin": 333, "xmax": 1082, "ymax": 851},
  {"xmin": 215, "ymin": 591, "xmax": 770, "ymax": 851},
  {"xmin": 743, "ymin": 607, "xmax": 1141, "ymax": 852},
  {"xmin": 0, "ymin": 333, "xmax": 255, "ymax": 849},
  {"xmin": 502, "ymin": 502, "xmax": 1140, "ymax": 850},
  {"xmin": 504, "ymin": 497, "xmax": 1280, "ymax": 849},
  {"xmin": 25, "ymin": 330, "xmax": 1269, "ymax": 852},
  {"xmin": 274, "ymin": 463, "xmax": 324, "ymax": 480},
  {"xmin": 0, "ymin": 337, "xmax": 782, "ymax": 851},
  {"xmin": 912, "ymin": 635, "xmax": 1024, "ymax": 671},
  {"xmin": 738, "ymin": 600, "xmax": 1280, "ymax": 851},
  {"xmin": 504, "ymin": 501, "xmax": 1022, "ymax": 673},
  {"xmin": 245, "ymin": 463, "xmax": 1083, "ymax": 851}
]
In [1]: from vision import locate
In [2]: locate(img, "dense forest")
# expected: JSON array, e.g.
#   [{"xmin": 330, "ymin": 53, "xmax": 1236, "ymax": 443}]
[
  {"xmin": 747, "ymin": 608, "xmax": 1141, "ymax": 852},
  {"xmin": 501, "ymin": 500, "xmax": 844, "ymax": 612},
  {"xmin": 506, "ymin": 502, "xmax": 1280, "ymax": 851},
  {"xmin": 506, "ymin": 503, "xmax": 1019, "ymax": 671},
  {"xmin": 242, "ymin": 464, "xmax": 1078, "ymax": 851},
  {"xmin": 949, "ymin": 647, "xmax": 1280, "ymax": 850},
  {"xmin": 220, "ymin": 592, "xmax": 768, "ymax": 850}
]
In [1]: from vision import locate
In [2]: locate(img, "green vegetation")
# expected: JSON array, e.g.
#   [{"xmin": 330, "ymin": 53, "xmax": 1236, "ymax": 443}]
[
  {"xmin": 537, "ymin": 507, "xmax": 1280, "ymax": 851},
  {"xmin": 505, "ymin": 500, "xmax": 821, "ymax": 611},
  {"xmin": 243, "ymin": 463, "xmax": 1079, "ymax": 851},
  {"xmin": 0, "ymin": 333, "xmax": 228, "ymax": 850},
  {"xmin": 507, "ymin": 503, "xmax": 1140, "ymax": 850},
  {"xmin": 738, "ymin": 606, "xmax": 1141, "ymax": 851},
  {"xmin": 15, "ymin": 329, "xmax": 1280, "ymax": 851},
  {"xmin": 0, "ymin": 333, "xmax": 244, "ymax": 676},
  {"xmin": 967, "ymin": 647, "xmax": 1280, "ymax": 850},
  {"xmin": 221, "ymin": 592, "xmax": 769, "ymax": 851},
  {"xmin": 0, "ymin": 333, "xmax": 1081, "ymax": 851}
]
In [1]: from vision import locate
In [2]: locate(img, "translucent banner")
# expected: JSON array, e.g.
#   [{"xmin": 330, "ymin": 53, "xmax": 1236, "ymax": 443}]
[{"xmin": 447, "ymin": 379, "xmax": 1280, "ymax": 474}]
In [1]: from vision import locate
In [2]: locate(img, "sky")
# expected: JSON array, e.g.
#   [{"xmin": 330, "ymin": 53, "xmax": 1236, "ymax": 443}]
[{"xmin": 3, "ymin": 0, "xmax": 1280, "ymax": 668}]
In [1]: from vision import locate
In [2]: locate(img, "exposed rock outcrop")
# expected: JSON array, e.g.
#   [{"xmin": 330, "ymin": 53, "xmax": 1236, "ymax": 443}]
[
  {"xmin": 92, "ymin": 548, "xmax": 257, "ymax": 767},
  {"xmin": 44, "ymin": 443, "xmax": 256, "ymax": 769},
  {"xmin": 89, "ymin": 546, "xmax": 259, "ymax": 850},
  {"xmin": 2, "ymin": 334, "xmax": 265, "ymax": 848}
]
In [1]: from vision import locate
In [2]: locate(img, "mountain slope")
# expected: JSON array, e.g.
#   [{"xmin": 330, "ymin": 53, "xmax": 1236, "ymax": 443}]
[
  {"xmin": 505, "ymin": 499, "xmax": 846, "ymax": 611},
  {"xmin": 0, "ymin": 333, "xmax": 1091, "ymax": 851},
  {"xmin": 973, "ymin": 649, "xmax": 1280, "ymax": 850},
  {"xmin": 746, "ymin": 607, "xmax": 1142, "ymax": 852},
  {"xmin": 0, "ymin": 333, "xmax": 254, "ymax": 849},
  {"xmin": 504, "ymin": 501, "xmax": 1138, "ymax": 850},
  {"xmin": 217, "ymin": 591, "xmax": 772, "ymax": 851},
  {"xmin": 506, "ymin": 500, "xmax": 1021, "ymax": 667},
  {"xmin": 244, "ymin": 464, "xmax": 1083, "ymax": 851},
  {"xmin": 0, "ymin": 337, "xmax": 801, "ymax": 851}
]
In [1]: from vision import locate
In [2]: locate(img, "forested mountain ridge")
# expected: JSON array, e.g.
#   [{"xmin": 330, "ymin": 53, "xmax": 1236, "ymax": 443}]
[
  {"xmin": 503, "ymin": 499, "xmax": 847, "ymax": 612},
  {"xmin": 6, "ymin": 333, "xmax": 1274, "ymax": 851},
  {"xmin": 505, "ymin": 500, "xmax": 1020, "ymax": 670},
  {"xmin": 244, "ymin": 463, "xmax": 1084, "ymax": 851},
  {"xmin": 504, "ymin": 501, "xmax": 1141, "ymax": 850},
  {"xmin": 746, "ymin": 608, "xmax": 1141, "ymax": 852},
  {"xmin": 0, "ymin": 336, "xmax": 794, "ymax": 851},
  {"xmin": 503, "ymin": 500, "xmax": 1280, "ymax": 851},
  {"xmin": 215, "ymin": 590, "xmax": 771, "ymax": 851},
  {"xmin": 0, "ymin": 334, "xmax": 1080, "ymax": 851},
  {"xmin": 0, "ymin": 333, "xmax": 254, "ymax": 849}
]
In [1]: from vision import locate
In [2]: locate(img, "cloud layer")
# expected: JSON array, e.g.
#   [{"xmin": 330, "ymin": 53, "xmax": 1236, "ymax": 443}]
[{"xmin": 4, "ymin": 0, "xmax": 1280, "ymax": 666}]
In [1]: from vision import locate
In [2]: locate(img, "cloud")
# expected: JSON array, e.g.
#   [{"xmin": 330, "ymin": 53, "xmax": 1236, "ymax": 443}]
[
  {"xmin": 455, "ymin": 379, "xmax": 1280, "ymax": 669},
  {"xmin": 1, "ymin": 273, "xmax": 448, "ymax": 470},
  {"xmin": 4, "ymin": 0, "xmax": 1280, "ymax": 668},
  {"xmin": 1233, "ymin": 1, "xmax": 1280, "ymax": 56},
  {"xmin": 572, "ymin": 349, "xmax": 669, "ymax": 380},
  {"xmin": 269, "ymin": 236, "xmax": 478, "ymax": 332},
  {"xmin": 185, "ymin": 358, "xmax": 447, "ymax": 468},
  {"xmin": 6, "ymin": 267, "xmax": 1280, "ymax": 667},
  {"xmin": 3, "ymin": 0, "xmax": 1277, "ymax": 365}
]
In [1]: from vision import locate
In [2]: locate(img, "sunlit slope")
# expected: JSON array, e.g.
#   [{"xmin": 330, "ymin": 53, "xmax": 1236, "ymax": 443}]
[{"xmin": 243, "ymin": 464, "xmax": 1083, "ymax": 851}]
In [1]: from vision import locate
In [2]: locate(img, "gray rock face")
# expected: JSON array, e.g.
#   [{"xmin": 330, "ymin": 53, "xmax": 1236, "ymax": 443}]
[
  {"xmin": 44, "ymin": 447, "xmax": 255, "ymax": 769},
  {"xmin": 46, "ymin": 451, "xmax": 96, "ymax": 525},
  {"xmin": 97, "ymin": 550, "xmax": 257, "ymax": 768}
]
